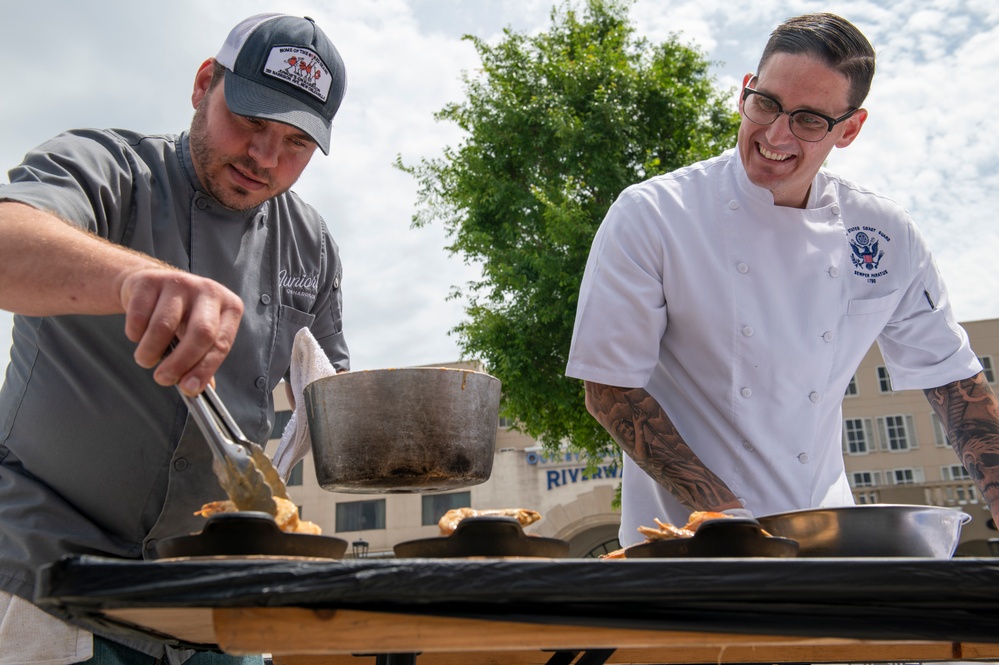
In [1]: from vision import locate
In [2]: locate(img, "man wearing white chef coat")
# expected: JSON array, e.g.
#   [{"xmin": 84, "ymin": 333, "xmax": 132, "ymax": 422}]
[{"xmin": 565, "ymin": 12, "xmax": 999, "ymax": 547}]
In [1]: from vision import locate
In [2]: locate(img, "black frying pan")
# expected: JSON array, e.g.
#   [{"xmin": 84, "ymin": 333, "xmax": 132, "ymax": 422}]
[
  {"xmin": 624, "ymin": 518, "xmax": 799, "ymax": 558},
  {"xmin": 153, "ymin": 512, "xmax": 348, "ymax": 559},
  {"xmin": 394, "ymin": 516, "xmax": 569, "ymax": 558}
]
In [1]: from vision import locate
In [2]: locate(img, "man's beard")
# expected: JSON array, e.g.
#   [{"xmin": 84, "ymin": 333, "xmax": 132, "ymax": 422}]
[{"xmin": 189, "ymin": 96, "xmax": 277, "ymax": 212}]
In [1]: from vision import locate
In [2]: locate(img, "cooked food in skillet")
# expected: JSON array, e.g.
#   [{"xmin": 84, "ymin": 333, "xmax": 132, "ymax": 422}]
[
  {"xmin": 601, "ymin": 511, "xmax": 769, "ymax": 558},
  {"xmin": 438, "ymin": 507, "xmax": 542, "ymax": 535},
  {"xmin": 195, "ymin": 497, "xmax": 322, "ymax": 535},
  {"xmin": 637, "ymin": 511, "xmax": 733, "ymax": 541}
]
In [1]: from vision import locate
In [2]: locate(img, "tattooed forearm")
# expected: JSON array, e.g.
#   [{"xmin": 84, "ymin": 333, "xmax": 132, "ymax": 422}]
[
  {"xmin": 583, "ymin": 381, "xmax": 741, "ymax": 512},
  {"xmin": 924, "ymin": 372, "xmax": 999, "ymax": 508}
]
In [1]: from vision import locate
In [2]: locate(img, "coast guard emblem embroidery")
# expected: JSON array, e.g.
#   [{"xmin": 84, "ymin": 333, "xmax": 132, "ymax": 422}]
[{"xmin": 847, "ymin": 227, "xmax": 890, "ymax": 284}]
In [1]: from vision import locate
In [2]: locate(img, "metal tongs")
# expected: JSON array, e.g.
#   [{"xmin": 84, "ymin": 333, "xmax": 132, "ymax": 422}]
[{"xmin": 178, "ymin": 383, "xmax": 289, "ymax": 516}]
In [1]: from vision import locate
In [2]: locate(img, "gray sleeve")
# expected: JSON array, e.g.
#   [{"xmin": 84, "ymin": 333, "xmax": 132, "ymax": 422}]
[
  {"xmin": 0, "ymin": 129, "xmax": 134, "ymax": 241},
  {"xmin": 311, "ymin": 220, "xmax": 350, "ymax": 372}
]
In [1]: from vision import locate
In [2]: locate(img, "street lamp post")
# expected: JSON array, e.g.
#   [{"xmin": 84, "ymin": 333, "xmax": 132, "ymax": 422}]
[{"xmin": 352, "ymin": 537, "xmax": 369, "ymax": 559}]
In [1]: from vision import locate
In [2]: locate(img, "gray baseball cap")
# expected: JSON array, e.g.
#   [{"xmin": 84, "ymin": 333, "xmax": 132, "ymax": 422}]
[{"xmin": 215, "ymin": 13, "xmax": 346, "ymax": 155}]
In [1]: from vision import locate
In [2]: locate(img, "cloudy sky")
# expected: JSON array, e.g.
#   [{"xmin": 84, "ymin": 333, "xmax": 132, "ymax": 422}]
[{"xmin": 1, "ymin": 0, "xmax": 997, "ymax": 374}]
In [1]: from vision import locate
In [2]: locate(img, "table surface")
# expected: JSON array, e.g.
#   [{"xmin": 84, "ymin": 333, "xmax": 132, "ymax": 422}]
[{"xmin": 35, "ymin": 555, "xmax": 999, "ymax": 663}]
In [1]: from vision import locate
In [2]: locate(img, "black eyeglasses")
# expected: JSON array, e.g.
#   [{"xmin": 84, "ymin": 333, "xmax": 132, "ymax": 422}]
[{"xmin": 741, "ymin": 78, "xmax": 858, "ymax": 142}]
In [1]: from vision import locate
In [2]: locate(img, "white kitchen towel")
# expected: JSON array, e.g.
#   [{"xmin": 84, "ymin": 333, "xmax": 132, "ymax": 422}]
[
  {"xmin": 273, "ymin": 327, "xmax": 337, "ymax": 480},
  {"xmin": 0, "ymin": 591, "xmax": 93, "ymax": 665}
]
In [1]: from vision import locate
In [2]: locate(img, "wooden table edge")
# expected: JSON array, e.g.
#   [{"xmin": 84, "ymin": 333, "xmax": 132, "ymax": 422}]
[{"xmin": 101, "ymin": 606, "xmax": 999, "ymax": 662}]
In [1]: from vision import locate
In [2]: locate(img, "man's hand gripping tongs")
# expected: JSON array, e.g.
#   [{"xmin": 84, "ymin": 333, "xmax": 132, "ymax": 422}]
[{"xmin": 179, "ymin": 383, "xmax": 290, "ymax": 516}]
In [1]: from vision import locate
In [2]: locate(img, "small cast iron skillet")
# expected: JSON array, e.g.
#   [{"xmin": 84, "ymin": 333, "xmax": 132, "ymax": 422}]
[
  {"xmin": 154, "ymin": 512, "xmax": 348, "ymax": 559},
  {"xmin": 394, "ymin": 515, "xmax": 569, "ymax": 558},
  {"xmin": 624, "ymin": 518, "xmax": 799, "ymax": 558}
]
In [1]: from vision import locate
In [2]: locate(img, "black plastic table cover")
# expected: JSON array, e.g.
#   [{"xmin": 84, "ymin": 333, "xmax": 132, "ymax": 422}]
[{"xmin": 35, "ymin": 555, "xmax": 999, "ymax": 652}]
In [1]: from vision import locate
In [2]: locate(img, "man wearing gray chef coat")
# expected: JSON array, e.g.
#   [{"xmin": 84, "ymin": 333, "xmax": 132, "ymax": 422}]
[{"xmin": 0, "ymin": 13, "xmax": 349, "ymax": 665}]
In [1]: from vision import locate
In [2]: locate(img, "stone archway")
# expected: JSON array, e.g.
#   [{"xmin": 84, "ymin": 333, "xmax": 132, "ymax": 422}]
[{"xmin": 534, "ymin": 484, "xmax": 621, "ymax": 557}]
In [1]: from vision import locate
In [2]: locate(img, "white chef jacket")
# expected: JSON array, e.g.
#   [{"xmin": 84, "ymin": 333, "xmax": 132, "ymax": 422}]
[{"xmin": 565, "ymin": 149, "xmax": 981, "ymax": 547}]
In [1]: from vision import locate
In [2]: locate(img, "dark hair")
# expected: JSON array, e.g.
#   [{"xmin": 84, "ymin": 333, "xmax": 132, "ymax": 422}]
[
  {"xmin": 209, "ymin": 59, "xmax": 227, "ymax": 92},
  {"xmin": 758, "ymin": 13, "xmax": 876, "ymax": 108}
]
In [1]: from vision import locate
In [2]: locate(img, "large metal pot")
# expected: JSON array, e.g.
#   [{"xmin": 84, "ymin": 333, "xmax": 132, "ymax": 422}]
[
  {"xmin": 757, "ymin": 504, "xmax": 971, "ymax": 558},
  {"xmin": 304, "ymin": 368, "xmax": 501, "ymax": 493}
]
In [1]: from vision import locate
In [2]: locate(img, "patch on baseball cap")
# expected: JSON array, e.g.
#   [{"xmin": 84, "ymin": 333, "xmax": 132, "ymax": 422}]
[
  {"xmin": 216, "ymin": 14, "xmax": 347, "ymax": 155},
  {"xmin": 262, "ymin": 46, "xmax": 332, "ymax": 103}
]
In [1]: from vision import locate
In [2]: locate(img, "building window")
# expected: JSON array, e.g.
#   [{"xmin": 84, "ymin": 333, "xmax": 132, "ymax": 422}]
[
  {"xmin": 941, "ymin": 464, "xmax": 971, "ymax": 482},
  {"xmin": 335, "ymin": 499, "xmax": 386, "ymax": 533},
  {"xmin": 888, "ymin": 468, "xmax": 923, "ymax": 485},
  {"xmin": 421, "ymin": 491, "xmax": 471, "ymax": 526},
  {"xmin": 877, "ymin": 414, "xmax": 917, "ymax": 452},
  {"xmin": 931, "ymin": 414, "xmax": 950, "ymax": 448},
  {"xmin": 584, "ymin": 539, "xmax": 622, "ymax": 558},
  {"xmin": 270, "ymin": 409, "xmax": 293, "ymax": 440},
  {"xmin": 498, "ymin": 416, "xmax": 515, "ymax": 429},
  {"xmin": 947, "ymin": 483, "xmax": 980, "ymax": 505},
  {"xmin": 269, "ymin": 409, "xmax": 303, "ymax": 485},
  {"xmin": 855, "ymin": 490, "xmax": 879, "ymax": 504},
  {"xmin": 980, "ymin": 356, "xmax": 996, "ymax": 383},
  {"xmin": 876, "ymin": 366, "xmax": 893, "ymax": 393},
  {"xmin": 843, "ymin": 418, "xmax": 873, "ymax": 455},
  {"xmin": 287, "ymin": 459, "xmax": 304, "ymax": 486},
  {"xmin": 844, "ymin": 376, "xmax": 858, "ymax": 397},
  {"xmin": 850, "ymin": 471, "xmax": 880, "ymax": 488}
]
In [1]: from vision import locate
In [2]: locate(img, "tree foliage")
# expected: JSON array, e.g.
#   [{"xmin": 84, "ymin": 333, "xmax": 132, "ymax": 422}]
[{"xmin": 397, "ymin": 0, "xmax": 739, "ymax": 463}]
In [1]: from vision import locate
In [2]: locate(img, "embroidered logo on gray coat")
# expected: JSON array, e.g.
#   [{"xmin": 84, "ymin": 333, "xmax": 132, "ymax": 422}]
[{"xmin": 279, "ymin": 269, "xmax": 320, "ymax": 298}]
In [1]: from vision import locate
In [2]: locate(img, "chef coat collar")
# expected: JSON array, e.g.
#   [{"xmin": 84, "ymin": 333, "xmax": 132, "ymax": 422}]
[
  {"xmin": 732, "ymin": 148, "xmax": 834, "ymax": 210},
  {"xmin": 176, "ymin": 131, "xmax": 266, "ymax": 217}
]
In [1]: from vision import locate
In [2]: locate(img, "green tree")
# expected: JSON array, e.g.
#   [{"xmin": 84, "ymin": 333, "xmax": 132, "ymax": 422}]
[{"xmin": 398, "ymin": 0, "xmax": 739, "ymax": 466}]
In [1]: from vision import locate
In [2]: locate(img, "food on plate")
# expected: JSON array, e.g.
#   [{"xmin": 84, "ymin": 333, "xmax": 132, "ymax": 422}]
[
  {"xmin": 438, "ymin": 507, "xmax": 542, "ymax": 535},
  {"xmin": 600, "ymin": 511, "xmax": 767, "ymax": 559},
  {"xmin": 195, "ymin": 497, "xmax": 322, "ymax": 535}
]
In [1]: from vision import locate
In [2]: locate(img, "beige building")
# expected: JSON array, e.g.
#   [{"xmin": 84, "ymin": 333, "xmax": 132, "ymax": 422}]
[
  {"xmin": 268, "ymin": 318, "xmax": 999, "ymax": 557},
  {"xmin": 840, "ymin": 318, "xmax": 999, "ymax": 554}
]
